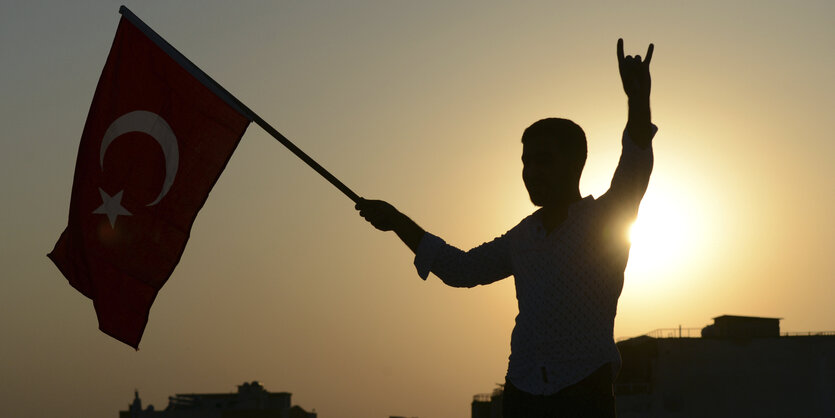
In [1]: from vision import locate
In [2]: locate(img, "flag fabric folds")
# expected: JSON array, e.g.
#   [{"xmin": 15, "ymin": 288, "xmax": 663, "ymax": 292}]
[{"xmin": 48, "ymin": 15, "xmax": 251, "ymax": 349}]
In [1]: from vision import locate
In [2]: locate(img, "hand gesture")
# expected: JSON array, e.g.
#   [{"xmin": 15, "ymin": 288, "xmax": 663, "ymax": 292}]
[{"xmin": 617, "ymin": 38, "xmax": 653, "ymax": 102}]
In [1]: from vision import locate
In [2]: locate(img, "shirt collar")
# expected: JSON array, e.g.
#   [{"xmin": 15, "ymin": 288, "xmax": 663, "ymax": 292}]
[{"xmin": 530, "ymin": 195, "xmax": 595, "ymax": 225}]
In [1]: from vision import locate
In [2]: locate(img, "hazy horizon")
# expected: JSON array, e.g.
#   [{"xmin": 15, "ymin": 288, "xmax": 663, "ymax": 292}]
[{"xmin": 2, "ymin": 1, "xmax": 834, "ymax": 417}]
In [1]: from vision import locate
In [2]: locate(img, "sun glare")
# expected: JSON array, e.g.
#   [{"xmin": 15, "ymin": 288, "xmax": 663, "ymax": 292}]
[{"xmin": 627, "ymin": 187, "xmax": 701, "ymax": 276}]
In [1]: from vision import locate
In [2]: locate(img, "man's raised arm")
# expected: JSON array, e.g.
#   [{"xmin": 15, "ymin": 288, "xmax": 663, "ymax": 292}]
[
  {"xmin": 601, "ymin": 39, "xmax": 657, "ymax": 212},
  {"xmin": 618, "ymin": 38, "xmax": 654, "ymax": 149}
]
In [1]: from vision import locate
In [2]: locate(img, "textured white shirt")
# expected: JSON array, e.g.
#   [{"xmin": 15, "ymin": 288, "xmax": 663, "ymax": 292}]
[{"xmin": 414, "ymin": 127, "xmax": 656, "ymax": 395}]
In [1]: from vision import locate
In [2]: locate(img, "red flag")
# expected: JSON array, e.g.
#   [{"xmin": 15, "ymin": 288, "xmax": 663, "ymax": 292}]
[{"xmin": 48, "ymin": 12, "xmax": 251, "ymax": 349}]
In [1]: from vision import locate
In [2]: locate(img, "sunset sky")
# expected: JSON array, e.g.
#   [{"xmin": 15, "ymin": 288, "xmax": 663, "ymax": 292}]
[{"xmin": 2, "ymin": 1, "xmax": 834, "ymax": 417}]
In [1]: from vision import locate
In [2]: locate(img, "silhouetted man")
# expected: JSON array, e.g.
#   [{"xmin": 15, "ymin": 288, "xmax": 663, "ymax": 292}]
[{"xmin": 357, "ymin": 39, "xmax": 656, "ymax": 417}]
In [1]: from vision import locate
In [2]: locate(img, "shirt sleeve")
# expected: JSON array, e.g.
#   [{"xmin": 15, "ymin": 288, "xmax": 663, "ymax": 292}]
[
  {"xmin": 413, "ymin": 232, "xmax": 513, "ymax": 288},
  {"xmin": 598, "ymin": 125, "xmax": 657, "ymax": 216}
]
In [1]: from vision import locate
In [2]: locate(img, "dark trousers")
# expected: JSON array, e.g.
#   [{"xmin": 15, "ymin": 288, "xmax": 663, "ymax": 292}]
[{"xmin": 502, "ymin": 363, "xmax": 616, "ymax": 418}]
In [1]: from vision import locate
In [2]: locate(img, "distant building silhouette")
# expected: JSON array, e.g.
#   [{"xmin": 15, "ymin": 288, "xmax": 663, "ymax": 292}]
[
  {"xmin": 119, "ymin": 381, "xmax": 316, "ymax": 418},
  {"xmin": 470, "ymin": 314, "xmax": 835, "ymax": 418},
  {"xmin": 471, "ymin": 385, "xmax": 503, "ymax": 418},
  {"xmin": 701, "ymin": 315, "xmax": 781, "ymax": 338},
  {"xmin": 616, "ymin": 314, "xmax": 835, "ymax": 417}
]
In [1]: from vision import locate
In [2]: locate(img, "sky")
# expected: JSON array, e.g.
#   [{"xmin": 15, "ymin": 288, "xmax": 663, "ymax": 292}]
[{"xmin": 1, "ymin": 1, "xmax": 834, "ymax": 417}]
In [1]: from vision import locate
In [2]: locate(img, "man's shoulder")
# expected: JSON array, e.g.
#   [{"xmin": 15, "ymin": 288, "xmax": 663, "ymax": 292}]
[
  {"xmin": 568, "ymin": 195, "xmax": 601, "ymax": 216},
  {"xmin": 517, "ymin": 209, "xmax": 542, "ymax": 228},
  {"xmin": 503, "ymin": 209, "xmax": 545, "ymax": 239}
]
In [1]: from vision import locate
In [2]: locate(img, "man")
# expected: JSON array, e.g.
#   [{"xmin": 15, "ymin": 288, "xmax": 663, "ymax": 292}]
[{"xmin": 356, "ymin": 39, "xmax": 656, "ymax": 417}]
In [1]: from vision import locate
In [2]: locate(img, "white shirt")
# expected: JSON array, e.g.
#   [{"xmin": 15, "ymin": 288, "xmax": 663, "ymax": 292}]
[{"xmin": 413, "ymin": 127, "xmax": 656, "ymax": 395}]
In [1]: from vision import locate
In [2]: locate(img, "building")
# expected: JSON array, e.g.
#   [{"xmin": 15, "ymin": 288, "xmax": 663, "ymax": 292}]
[
  {"xmin": 471, "ymin": 315, "xmax": 835, "ymax": 418},
  {"xmin": 120, "ymin": 381, "xmax": 316, "ymax": 418},
  {"xmin": 471, "ymin": 385, "xmax": 503, "ymax": 418},
  {"xmin": 616, "ymin": 315, "xmax": 835, "ymax": 417},
  {"xmin": 701, "ymin": 315, "xmax": 781, "ymax": 338}
]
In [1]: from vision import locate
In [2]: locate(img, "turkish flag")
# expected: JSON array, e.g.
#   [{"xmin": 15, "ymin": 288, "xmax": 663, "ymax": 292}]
[{"xmin": 48, "ymin": 16, "xmax": 250, "ymax": 348}]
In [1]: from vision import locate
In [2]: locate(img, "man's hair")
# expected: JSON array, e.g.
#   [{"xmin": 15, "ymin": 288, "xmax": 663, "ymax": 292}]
[{"xmin": 521, "ymin": 118, "xmax": 588, "ymax": 173}]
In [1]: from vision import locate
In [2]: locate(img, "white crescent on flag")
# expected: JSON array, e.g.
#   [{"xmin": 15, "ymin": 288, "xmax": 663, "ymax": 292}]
[{"xmin": 99, "ymin": 110, "xmax": 180, "ymax": 207}]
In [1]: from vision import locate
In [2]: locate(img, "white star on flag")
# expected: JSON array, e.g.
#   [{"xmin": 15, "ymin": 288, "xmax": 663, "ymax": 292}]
[{"xmin": 92, "ymin": 188, "xmax": 132, "ymax": 227}]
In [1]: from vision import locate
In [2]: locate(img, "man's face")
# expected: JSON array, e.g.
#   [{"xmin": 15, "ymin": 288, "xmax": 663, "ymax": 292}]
[{"xmin": 522, "ymin": 138, "xmax": 577, "ymax": 206}]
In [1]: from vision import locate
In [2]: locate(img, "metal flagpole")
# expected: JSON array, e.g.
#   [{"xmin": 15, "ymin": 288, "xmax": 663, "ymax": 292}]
[
  {"xmin": 249, "ymin": 115, "xmax": 361, "ymax": 203},
  {"xmin": 118, "ymin": 5, "xmax": 362, "ymax": 204}
]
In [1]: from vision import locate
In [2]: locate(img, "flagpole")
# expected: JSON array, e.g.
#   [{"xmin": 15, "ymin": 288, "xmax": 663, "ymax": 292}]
[
  {"xmin": 118, "ymin": 6, "xmax": 362, "ymax": 204},
  {"xmin": 250, "ymin": 116, "xmax": 361, "ymax": 203}
]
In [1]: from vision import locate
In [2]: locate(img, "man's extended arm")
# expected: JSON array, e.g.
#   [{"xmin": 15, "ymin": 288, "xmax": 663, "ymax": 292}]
[
  {"xmin": 355, "ymin": 198, "xmax": 425, "ymax": 253},
  {"xmin": 355, "ymin": 198, "xmax": 512, "ymax": 286}
]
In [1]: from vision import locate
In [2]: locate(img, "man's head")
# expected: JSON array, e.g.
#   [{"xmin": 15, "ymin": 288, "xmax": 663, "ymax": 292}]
[{"xmin": 521, "ymin": 118, "xmax": 587, "ymax": 207}]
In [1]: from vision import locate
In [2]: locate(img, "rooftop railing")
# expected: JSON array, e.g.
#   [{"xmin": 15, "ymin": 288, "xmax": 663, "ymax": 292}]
[
  {"xmin": 617, "ymin": 328, "xmax": 835, "ymax": 342},
  {"xmin": 643, "ymin": 327, "xmax": 703, "ymax": 339},
  {"xmin": 472, "ymin": 393, "xmax": 492, "ymax": 402},
  {"xmin": 781, "ymin": 331, "xmax": 835, "ymax": 337}
]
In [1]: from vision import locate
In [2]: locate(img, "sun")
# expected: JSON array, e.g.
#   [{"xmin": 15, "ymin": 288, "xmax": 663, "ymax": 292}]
[{"xmin": 626, "ymin": 185, "xmax": 702, "ymax": 276}]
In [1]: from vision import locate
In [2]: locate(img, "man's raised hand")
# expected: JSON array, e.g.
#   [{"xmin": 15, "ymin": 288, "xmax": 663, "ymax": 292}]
[{"xmin": 617, "ymin": 38, "xmax": 653, "ymax": 102}]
